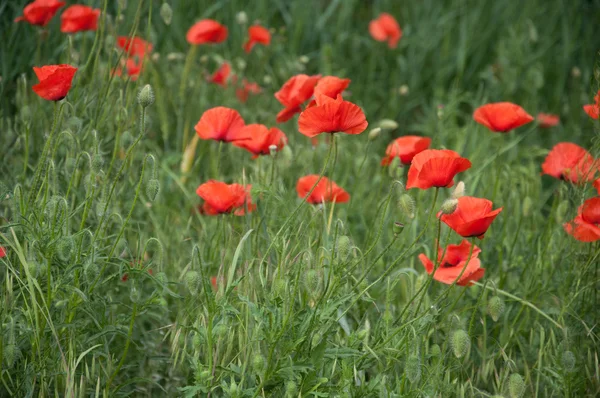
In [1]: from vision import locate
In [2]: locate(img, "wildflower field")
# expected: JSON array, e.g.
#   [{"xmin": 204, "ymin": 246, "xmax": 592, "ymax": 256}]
[{"xmin": 1, "ymin": 0, "xmax": 600, "ymax": 396}]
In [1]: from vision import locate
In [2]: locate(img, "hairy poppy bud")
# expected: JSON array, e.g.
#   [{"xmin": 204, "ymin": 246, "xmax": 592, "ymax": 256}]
[
  {"xmin": 192, "ymin": 332, "xmax": 203, "ymax": 350},
  {"xmin": 3, "ymin": 344, "xmax": 18, "ymax": 367},
  {"xmin": 508, "ymin": 373, "xmax": 525, "ymax": 398},
  {"xmin": 160, "ymin": 2, "xmax": 172, "ymax": 25},
  {"xmin": 236, "ymin": 11, "xmax": 248, "ymax": 25},
  {"xmin": 487, "ymin": 296, "xmax": 505, "ymax": 322},
  {"xmin": 368, "ymin": 127, "xmax": 381, "ymax": 141},
  {"xmin": 398, "ymin": 193, "xmax": 415, "ymax": 219},
  {"xmin": 441, "ymin": 198, "xmax": 458, "ymax": 215},
  {"xmin": 304, "ymin": 269, "xmax": 322, "ymax": 294},
  {"xmin": 285, "ymin": 381, "xmax": 298, "ymax": 397},
  {"xmin": 146, "ymin": 178, "xmax": 160, "ymax": 202},
  {"xmin": 252, "ymin": 354, "xmax": 266, "ymax": 373},
  {"xmin": 378, "ymin": 119, "xmax": 398, "ymax": 130},
  {"xmin": 91, "ymin": 154, "xmax": 104, "ymax": 173},
  {"xmin": 405, "ymin": 354, "xmax": 421, "ymax": 383},
  {"xmin": 184, "ymin": 271, "xmax": 201, "ymax": 295},
  {"xmin": 450, "ymin": 329, "xmax": 470, "ymax": 359},
  {"xmin": 571, "ymin": 66, "xmax": 581, "ymax": 78},
  {"xmin": 84, "ymin": 260, "xmax": 99, "ymax": 283},
  {"xmin": 393, "ymin": 221, "xmax": 405, "ymax": 236},
  {"xmin": 398, "ymin": 85, "xmax": 409, "ymax": 96},
  {"xmin": 561, "ymin": 350, "xmax": 575, "ymax": 371},
  {"xmin": 336, "ymin": 235, "xmax": 352, "ymax": 261},
  {"xmin": 452, "ymin": 181, "xmax": 465, "ymax": 199},
  {"xmin": 57, "ymin": 236, "xmax": 74, "ymax": 261},
  {"xmin": 555, "ymin": 201, "xmax": 569, "ymax": 224},
  {"xmin": 137, "ymin": 84, "xmax": 155, "ymax": 108},
  {"xmin": 430, "ymin": 344, "xmax": 441, "ymax": 357}
]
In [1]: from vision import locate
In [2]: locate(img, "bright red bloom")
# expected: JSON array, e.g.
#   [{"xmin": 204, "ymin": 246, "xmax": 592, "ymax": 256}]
[
  {"xmin": 194, "ymin": 107, "xmax": 247, "ymax": 143},
  {"xmin": 418, "ymin": 240, "xmax": 484, "ymax": 286},
  {"xmin": 296, "ymin": 175, "xmax": 350, "ymax": 204},
  {"xmin": 233, "ymin": 124, "xmax": 287, "ymax": 158},
  {"xmin": 583, "ymin": 90, "xmax": 600, "ymax": 119},
  {"xmin": 186, "ymin": 19, "xmax": 228, "ymax": 45},
  {"xmin": 60, "ymin": 5, "xmax": 100, "ymax": 33},
  {"xmin": 32, "ymin": 64, "xmax": 77, "ymax": 101},
  {"xmin": 581, "ymin": 197, "xmax": 600, "ymax": 225},
  {"xmin": 210, "ymin": 276, "xmax": 218, "ymax": 290},
  {"xmin": 369, "ymin": 13, "xmax": 402, "ymax": 48},
  {"xmin": 0, "ymin": 247, "xmax": 5, "ymax": 258},
  {"xmin": 381, "ymin": 136, "xmax": 432, "ymax": 166},
  {"xmin": 117, "ymin": 36, "xmax": 153, "ymax": 57},
  {"xmin": 313, "ymin": 76, "xmax": 351, "ymax": 100},
  {"xmin": 594, "ymin": 179, "xmax": 600, "ymax": 195},
  {"xmin": 537, "ymin": 113, "xmax": 560, "ymax": 128},
  {"xmin": 15, "ymin": 0, "xmax": 65, "ymax": 27},
  {"xmin": 209, "ymin": 62, "xmax": 231, "ymax": 87},
  {"xmin": 244, "ymin": 25, "xmax": 271, "ymax": 53},
  {"xmin": 113, "ymin": 58, "xmax": 143, "ymax": 81},
  {"xmin": 196, "ymin": 180, "xmax": 255, "ymax": 216},
  {"xmin": 298, "ymin": 94, "xmax": 368, "ymax": 137},
  {"xmin": 236, "ymin": 79, "xmax": 261, "ymax": 103},
  {"xmin": 473, "ymin": 102, "xmax": 534, "ymax": 132},
  {"xmin": 439, "ymin": 196, "xmax": 503, "ymax": 239},
  {"xmin": 274, "ymin": 74, "xmax": 321, "ymax": 123},
  {"xmin": 541, "ymin": 142, "xmax": 597, "ymax": 183},
  {"xmin": 406, "ymin": 149, "xmax": 471, "ymax": 190},
  {"xmin": 564, "ymin": 216, "xmax": 600, "ymax": 242}
]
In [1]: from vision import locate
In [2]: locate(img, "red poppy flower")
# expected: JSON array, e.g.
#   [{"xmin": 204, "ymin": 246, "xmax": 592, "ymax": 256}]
[
  {"xmin": 0, "ymin": 246, "xmax": 5, "ymax": 258},
  {"xmin": 406, "ymin": 149, "xmax": 471, "ymax": 190},
  {"xmin": 541, "ymin": 142, "xmax": 597, "ymax": 183},
  {"xmin": 564, "ymin": 215, "xmax": 600, "ymax": 242},
  {"xmin": 274, "ymin": 74, "xmax": 321, "ymax": 123},
  {"xmin": 113, "ymin": 58, "xmax": 144, "ymax": 81},
  {"xmin": 243, "ymin": 25, "xmax": 271, "ymax": 53},
  {"xmin": 381, "ymin": 136, "xmax": 432, "ymax": 166},
  {"xmin": 210, "ymin": 276, "xmax": 218, "ymax": 290},
  {"xmin": 194, "ymin": 107, "xmax": 248, "ymax": 143},
  {"xmin": 313, "ymin": 76, "xmax": 351, "ymax": 100},
  {"xmin": 536, "ymin": 113, "xmax": 560, "ymax": 128},
  {"xmin": 233, "ymin": 124, "xmax": 287, "ymax": 158},
  {"xmin": 60, "ymin": 5, "xmax": 100, "ymax": 33},
  {"xmin": 209, "ymin": 62, "xmax": 231, "ymax": 87},
  {"xmin": 439, "ymin": 196, "xmax": 503, "ymax": 239},
  {"xmin": 196, "ymin": 180, "xmax": 255, "ymax": 216},
  {"xmin": 15, "ymin": 0, "xmax": 65, "ymax": 27},
  {"xmin": 298, "ymin": 94, "xmax": 368, "ymax": 137},
  {"xmin": 418, "ymin": 240, "xmax": 484, "ymax": 286},
  {"xmin": 117, "ymin": 36, "xmax": 153, "ymax": 57},
  {"xmin": 369, "ymin": 13, "xmax": 402, "ymax": 48},
  {"xmin": 583, "ymin": 90, "xmax": 600, "ymax": 119},
  {"xmin": 581, "ymin": 197, "xmax": 600, "ymax": 225},
  {"xmin": 594, "ymin": 179, "xmax": 600, "ymax": 195},
  {"xmin": 236, "ymin": 79, "xmax": 261, "ymax": 103},
  {"xmin": 186, "ymin": 19, "xmax": 228, "ymax": 45},
  {"xmin": 296, "ymin": 175, "xmax": 350, "ymax": 204},
  {"xmin": 32, "ymin": 64, "xmax": 77, "ymax": 101},
  {"xmin": 473, "ymin": 102, "xmax": 534, "ymax": 132}
]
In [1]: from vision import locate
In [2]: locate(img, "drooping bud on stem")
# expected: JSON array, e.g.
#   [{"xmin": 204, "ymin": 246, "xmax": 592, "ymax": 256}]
[
  {"xmin": 368, "ymin": 127, "xmax": 381, "ymax": 141},
  {"xmin": 440, "ymin": 198, "xmax": 458, "ymax": 215}
]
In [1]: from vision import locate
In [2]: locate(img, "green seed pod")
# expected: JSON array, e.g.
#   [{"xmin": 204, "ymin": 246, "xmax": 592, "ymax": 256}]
[
  {"xmin": 304, "ymin": 269, "xmax": 322, "ymax": 294},
  {"xmin": 405, "ymin": 353, "xmax": 421, "ymax": 383},
  {"xmin": 398, "ymin": 193, "xmax": 415, "ymax": 219},
  {"xmin": 440, "ymin": 198, "xmax": 458, "ymax": 215},
  {"xmin": 160, "ymin": 2, "xmax": 172, "ymax": 25},
  {"xmin": 184, "ymin": 271, "xmax": 201, "ymax": 295},
  {"xmin": 56, "ymin": 236, "xmax": 75, "ymax": 262},
  {"xmin": 137, "ymin": 84, "xmax": 155, "ymax": 108},
  {"xmin": 91, "ymin": 154, "xmax": 104, "ymax": 173},
  {"xmin": 285, "ymin": 381, "xmax": 298, "ymax": 397},
  {"xmin": 450, "ymin": 329, "xmax": 470, "ymax": 359},
  {"xmin": 487, "ymin": 296, "xmax": 505, "ymax": 322},
  {"xmin": 430, "ymin": 344, "xmax": 441, "ymax": 357},
  {"xmin": 393, "ymin": 222, "xmax": 405, "ymax": 236},
  {"xmin": 508, "ymin": 373, "xmax": 525, "ymax": 398},
  {"xmin": 522, "ymin": 196, "xmax": 533, "ymax": 217},
  {"xmin": 3, "ymin": 344, "xmax": 18, "ymax": 367},
  {"xmin": 561, "ymin": 350, "xmax": 576, "ymax": 371},
  {"xmin": 146, "ymin": 179, "xmax": 160, "ymax": 202},
  {"xmin": 252, "ymin": 354, "xmax": 266, "ymax": 373},
  {"xmin": 336, "ymin": 235, "xmax": 352, "ymax": 261}
]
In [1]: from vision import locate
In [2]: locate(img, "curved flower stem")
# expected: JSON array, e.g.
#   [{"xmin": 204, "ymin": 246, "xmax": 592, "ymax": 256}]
[
  {"xmin": 413, "ymin": 216, "xmax": 443, "ymax": 315},
  {"xmin": 473, "ymin": 282, "xmax": 562, "ymax": 329},
  {"xmin": 106, "ymin": 303, "xmax": 138, "ymax": 390}
]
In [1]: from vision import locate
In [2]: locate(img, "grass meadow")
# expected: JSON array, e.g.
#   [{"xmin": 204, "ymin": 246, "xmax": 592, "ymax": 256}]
[{"xmin": 1, "ymin": 0, "xmax": 600, "ymax": 396}]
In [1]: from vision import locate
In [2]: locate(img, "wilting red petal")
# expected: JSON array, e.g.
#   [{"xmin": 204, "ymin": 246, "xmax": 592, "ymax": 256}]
[
  {"xmin": 194, "ymin": 107, "xmax": 246, "ymax": 142},
  {"xmin": 473, "ymin": 102, "xmax": 534, "ymax": 132},
  {"xmin": 541, "ymin": 142, "xmax": 597, "ymax": 183},
  {"xmin": 369, "ymin": 13, "xmax": 402, "ymax": 48},
  {"xmin": 381, "ymin": 136, "xmax": 432, "ymax": 166},
  {"xmin": 60, "ymin": 5, "xmax": 100, "ymax": 33},
  {"xmin": 186, "ymin": 19, "xmax": 228, "ymax": 45},
  {"xmin": 243, "ymin": 25, "xmax": 271, "ymax": 53},
  {"xmin": 296, "ymin": 175, "xmax": 350, "ymax": 204},
  {"xmin": 15, "ymin": 0, "xmax": 65, "ymax": 27},
  {"xmin": 564, "ymin": 216, "xmax": 600, "ymax": 242},
  {"xmin": 536, "ymin": 113, "xmax": 560, "ymax": 128},
  {"xmin": 32, "ymin": 64, "xmax": 77, "ymax": 101},
  {"xmin": 439, "ymin": 196, "xmax": 503, "ymax": 239},
  {"xmin": 314, "ymin": 76, "xmax": 351, "ymax": 99},
  {"xmin": 298, "ymin": 95, "xmax": 368, "ymax": 137},
  {"xmin": 406, "ymin": 149, "xmax": 471, "ymax": 190}
]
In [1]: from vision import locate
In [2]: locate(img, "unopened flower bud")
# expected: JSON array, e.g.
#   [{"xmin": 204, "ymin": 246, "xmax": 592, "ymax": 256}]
[
  {"xmin": 235, "ymin": 11, "xmax": 248, "ymax": 25},
  {"xmin": 522, "ymin": 196, "xmax": 532, "ymax": 217},
  {"xmin": 298, "ymin": 55, "xmax": 310, "ymax": 64},
  {"xmin": 378, "ymin": 119, "xmax": 398, "ymax": 130},
  {"xmin": 430, "ymin": 344, "xmax": 441, "ymax": 357},
  {"xmin": 269, "ymin": 144, "xmax": 278, "ymax": 156},
  {"xmin": 336, "ymin": 235, "xmax": 352, "ymax": 261},
  {"xmin": 160, "ymin": 2, "xmax": 173, "ymax": 25},
  {"xmin": 184, "ymin": 271, "xmax": 201, "ymax": 295},
  {"xmin": 91, "ymin": 154, "xmax": 104, "ymax": 173},
  {"xmin": 84, "ymin": 260, "xmax": 99, "ymax": 283},
  {"xmin": 393, "ymin": 222, "xmax": 405, "ymax": 236},
  {"xmin": 252, "ymin": 354, "xmax": 266, "ymax": 373},
  {"xmin": 487, "ymin": 296, "xmax": 505, "ymax": 322},
  {"xmin": 561, "ymin": 350, "xmax": 575, "ymax": 371},
  {"xmin": 452, "ymin": 181, "xmax": 465, "ymax": 199},
  {"xmin": 368, "ymin": 127, "xmax": 381, "ymax": 141},
  {"xmin": 571, "ymin": 66, "xmax": 581, "ymax": 78},
  {"xmin": 398, "ymin": 85, "xmax": 409, "ymax": 96},
  {"xmin": 405, "ymin": 354, "xmax": 421, "ymax": 383},
  {"xmin": 304, "ymin": 269, "xmax": 322, "ymax": 295},
  {"xmin": 398, "ymin": 194, "xmax": 415, "ymax": 219},
  {"xmin": 555, "ymin": 201, "xmax": 569, "ymax": 224},
  {"xmin": 146, "ymin": 179, "xmax": 160, "ymax": 202},
  {"xmin": 441, "ymin": 198, "xmax": 458, "ymax": 215},
  {"xmin": 450, "ymin": 329, "xmax": 470, "ymax": 359},
  {"xmin": 285, "ymin": 381, "xmax": 298, "ymax": 397},
  {"xmin": 137, "ymin": 84, "xmax": 155, "ymax": 108},
  {"xmin": 57, "ymin": 236, "xmax": 74, "ymax": 261},
  {"xmin": 508, "ymin": 373, "xmax": 525, "ymax": 398},
  {"xmin": 3, "ymin": 344, "xmax": 19, "ymax": 367}
]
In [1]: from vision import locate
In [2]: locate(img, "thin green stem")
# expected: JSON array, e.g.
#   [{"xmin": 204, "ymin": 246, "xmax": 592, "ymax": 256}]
[{"xmin": 107, "ymin": 303, "xmax": 138, "ymax": 390}]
